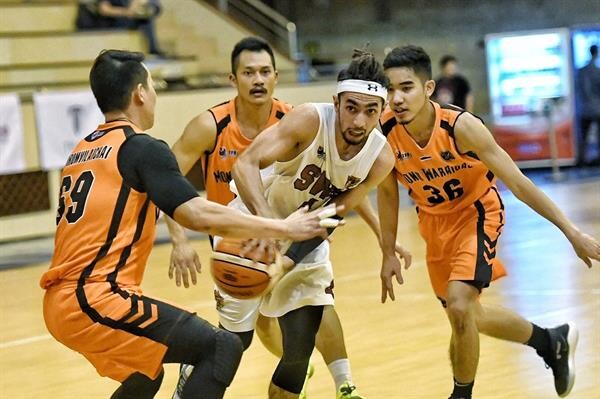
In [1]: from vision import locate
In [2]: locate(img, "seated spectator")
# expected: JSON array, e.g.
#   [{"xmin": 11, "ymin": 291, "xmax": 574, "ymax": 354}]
[{"xmin": 76, "ymin": 0, "xmax": 164, "ymax": 56}]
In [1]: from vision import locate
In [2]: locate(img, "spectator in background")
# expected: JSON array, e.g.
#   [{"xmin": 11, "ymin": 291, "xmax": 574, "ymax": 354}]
[
  {"xmin": 432, "ymin": 55, "xmax": 474, "ymax": 112},
  {"xmin": 76, "ymin": 0, "xmax": 164, "ymax": 56},
  {"xmin": 575, "ymin": 44, "xmax": 600, "ymax": 167}
]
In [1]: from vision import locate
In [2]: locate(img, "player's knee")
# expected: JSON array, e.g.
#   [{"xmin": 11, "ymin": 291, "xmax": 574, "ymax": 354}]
[
  {"xmin": 282, "ymin": 336, "xmax": 315, "ymax": 364},
  {"xmin": 111, "ymin": 371, "xmax": 164, "ymax": 399},
  {"xmin": 446, "ymin": 298, "xmax": 474, "ymax": 333},
  {"xmin": 143, "ymin": 371, "xmax": 164, "ymax": 397},
  {"xmin": 235, "ymin": 330, "xmax": 254, "ymax": 351},
  {"xmin": 212, "ymin": 329, "xmax": 244, "ymax": 386},
  {"xmin": 219, "ymin": 323, "xmax": 254, "ymax": 351},
  {"xmin": 272, "ymin": 359, "xmax": 309, "ymax": 394},
  {"xmin": 280, "ymin": 314, "xmax": 319, "ymax": 363}
]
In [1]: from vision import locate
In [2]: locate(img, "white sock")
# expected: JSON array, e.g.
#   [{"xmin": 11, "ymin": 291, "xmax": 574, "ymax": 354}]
[{"xmin": 327, "ymin": 358, "xmax": 353, "ymax": 390}]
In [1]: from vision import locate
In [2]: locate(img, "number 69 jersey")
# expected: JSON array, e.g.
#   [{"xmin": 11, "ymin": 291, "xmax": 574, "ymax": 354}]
[
  {"xmin": 380, "ymin": 102, "xmax": 496, "ymax": 215},
  {"xmin": 41, "ymin": 121, "xmax": 157, "ymax": 288}
]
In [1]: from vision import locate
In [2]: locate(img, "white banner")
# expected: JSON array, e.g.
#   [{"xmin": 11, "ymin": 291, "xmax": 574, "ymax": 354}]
[
  {"xmin": 34, "ymin": 90, "xmax": 104, "ymax": 170},
  {"xmin": 0, "ymin": 93, "xmax": 27, "ymax": 175}
]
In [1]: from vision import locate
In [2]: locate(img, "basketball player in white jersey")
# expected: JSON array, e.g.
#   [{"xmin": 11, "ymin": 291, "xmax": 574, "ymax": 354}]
[
  {"xmin": 227, "ymin": 50, "xmax": 399, "ymax": 399},
  {"xmin": 166, "ymin": 38, "xmax": 412, "ymax": 399}
]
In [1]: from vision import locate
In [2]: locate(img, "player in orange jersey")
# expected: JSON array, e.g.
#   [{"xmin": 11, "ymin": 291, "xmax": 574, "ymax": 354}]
[
  {"xmin": 377, "ymin": 45, "xmax": 600, "ymax": 399},
  {"xmin": 40, "ymin": 49, "xmax": 334, "ymax": 399},
  {"xmin": 164, "ymin": 37, "xmax": 393, "ymax": 399}
]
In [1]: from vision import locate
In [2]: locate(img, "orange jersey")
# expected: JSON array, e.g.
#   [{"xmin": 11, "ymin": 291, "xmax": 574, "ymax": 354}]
[
  {"xmin": 40, "ymin": 120, "xmax": 157, "ymax": 289},
  {"xmin": 381, "ymin": 102, "xmax": 496, "ymax": 215},
  {"xmin": 202, "ymin": 98, "xmax": 291, "ymax": 205}
]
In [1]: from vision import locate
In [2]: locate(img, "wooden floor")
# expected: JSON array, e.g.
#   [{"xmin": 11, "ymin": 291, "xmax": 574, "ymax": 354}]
[{"xmin": 1, "ymin": 175, "xmax": 599, "ymax": 398}]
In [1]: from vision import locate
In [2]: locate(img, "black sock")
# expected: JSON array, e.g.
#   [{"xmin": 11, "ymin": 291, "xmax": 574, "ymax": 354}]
[
  {"xmin": 526, "ymin": 323, "xmax": 551, "ymax": 357},
  {"xmin": 451, "ymin": 378, "xmax": 474, "ymax": 398}
]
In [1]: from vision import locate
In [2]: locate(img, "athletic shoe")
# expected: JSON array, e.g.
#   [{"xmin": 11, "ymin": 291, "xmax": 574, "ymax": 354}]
[
  {"xmin": 299, "ymin": 363, "xmax": 315, "ymax": 399},
  {"xmin": 172, "ymin": 364, "xmax": 193, "ymax": 399},
  {"xmin": 543, "ymin": 322, "xmax": 579, "ymax": 397},
  {"xmin": 337, "ymin": 382, "xmax": 364, "ymax": 399}
]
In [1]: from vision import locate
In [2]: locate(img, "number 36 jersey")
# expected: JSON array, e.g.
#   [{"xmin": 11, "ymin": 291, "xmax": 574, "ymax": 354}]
[{"xmin": 380, "ymin": 101, "xmax": 496, "ymax": 215}]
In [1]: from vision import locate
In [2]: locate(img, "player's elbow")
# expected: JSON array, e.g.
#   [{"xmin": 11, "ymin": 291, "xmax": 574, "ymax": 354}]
[
  {"xmin": 231, "ymin": 161, "xmax": 243, "ymax": 184},
  {"xmin": 172, "ymin": 197, "xmax": 214, "ymax": 233},
  {"xmin": 507, "ymin": 175, "xmax": 534, "ymax": 201},
  {"xmin": 231, "ymin": 156, "xmax": 254, "ymax": 186}
]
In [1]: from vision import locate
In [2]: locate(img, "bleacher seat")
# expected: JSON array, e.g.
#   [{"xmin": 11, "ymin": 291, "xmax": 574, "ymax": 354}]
[{"xmin": 0, "ymin": 1, "xmax": 201, "ymax": 93}]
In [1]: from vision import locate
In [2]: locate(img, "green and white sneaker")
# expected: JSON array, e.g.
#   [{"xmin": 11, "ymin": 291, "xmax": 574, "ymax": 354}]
[
  {"xmin": 337, "ymin": 382, "xmax": 364, "ymax": 399},
  {"xmin": 298, "ymin": 363, "xmax": 315, "ymax": 399}
]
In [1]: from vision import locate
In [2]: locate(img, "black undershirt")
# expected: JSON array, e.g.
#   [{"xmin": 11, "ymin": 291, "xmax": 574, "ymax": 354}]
[
  {"xmin": 117, "ymin": 134, "xmax": 198, "ymax": 217},
  {"xmin": 116, "ymin": 133, "xmax": 336, "ymax": 262}
]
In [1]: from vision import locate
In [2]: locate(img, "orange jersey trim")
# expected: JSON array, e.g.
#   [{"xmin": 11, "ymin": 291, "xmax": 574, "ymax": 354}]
[{"xmin": 201, "ymin": 98, "xmax": 292, "ymax": 205}]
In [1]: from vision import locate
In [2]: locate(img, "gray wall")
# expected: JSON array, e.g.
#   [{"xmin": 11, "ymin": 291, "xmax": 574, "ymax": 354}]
[{"xmin": 270, "ymin": 0, "xmax": 600, "ymax": 116}]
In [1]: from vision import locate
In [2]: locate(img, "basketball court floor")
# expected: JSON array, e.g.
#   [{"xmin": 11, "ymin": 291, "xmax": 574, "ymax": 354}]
[{"xmin": 1, "ymin": 169, "xmax": 599, "ymax": 398}]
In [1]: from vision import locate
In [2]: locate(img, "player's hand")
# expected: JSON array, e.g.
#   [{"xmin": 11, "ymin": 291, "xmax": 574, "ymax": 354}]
[
  {"xmin": 569, "ymin": 230, "xmax": 600, "ymax": 268},
  {"xmin": 265, "ymin": 255, "xmax": 285, "ymax": 280},
  {"xmin": 395, "ymin": 242, "xmax": 412, "ymax": 269},
  {"xmin": 240, "ymin": 238, "xmax": 279, "ymax": 264},
  {"xmin": 380, "ymin": 254, "xmax": 404, "ymax": 303},
  {"xmin": 168, "ymin": 242, "xmax": 201, "ymax": 288},
  {"xmin": 283, "ymin": 204, "xmax": 345, "ymax": 241},
  {"xmin": 262, "ymin": 254, "xmax": 295, "ymax": 295}
]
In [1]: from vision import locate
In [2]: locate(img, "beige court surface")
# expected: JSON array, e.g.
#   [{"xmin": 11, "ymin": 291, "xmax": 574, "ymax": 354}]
[{"xmin": 1, "ymin": 177, "xmax": 599, "ymax": 398}]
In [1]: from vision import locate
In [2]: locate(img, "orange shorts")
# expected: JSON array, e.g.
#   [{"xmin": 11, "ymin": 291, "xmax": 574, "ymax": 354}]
[
  {"xmin": 43, "ymin": 281, "xmax": 193, "ymax": 382},
  {"xmin": 417, "ymin": 187, "xmax": 507, "ymax": 304}
]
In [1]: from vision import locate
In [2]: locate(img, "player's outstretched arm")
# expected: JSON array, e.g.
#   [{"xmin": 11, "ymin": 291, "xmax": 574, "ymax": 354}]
[
  {"xmin": 122, "ymin": 134, "xmax": 331, "ymax": 244},
  {"xmin": 377, "ymin": 172, "xmax": 405, "ymax": 302},
  {"xmin": 165, "ymin": 111, "xmax": 217, "ymax": 287},
  {"xmin": 165, "ymin": 216, "xmax": 201, "ymax": 288},
  {"xmin": 173, "ymin": 198, "xmax": 333, "ymax": 241},
  {"xmin": 355, "ymin": 197, "xmax": 381, "ymax": 236},
  {"xmin": 455, "ymin": 113, "xmax": 600, "ymax": 267},
  {"xmin": 356, "ymin": 196, "xmax": 412, "ymax": 267},
  {"xmin": 326, "ymin": 141, "xmax": 396, "ymax": 217}
]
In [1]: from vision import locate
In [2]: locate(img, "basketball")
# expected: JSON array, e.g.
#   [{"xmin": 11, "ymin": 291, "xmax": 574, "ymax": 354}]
[{"xmin": 210, "ymin": 238, "xmax": 274, "ymax": 299}]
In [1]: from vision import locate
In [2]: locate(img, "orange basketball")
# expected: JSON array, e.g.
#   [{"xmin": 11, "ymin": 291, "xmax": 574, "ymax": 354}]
[{"xmin": 210, "ymin": 238, "xmax": 273, "ymax": 299}]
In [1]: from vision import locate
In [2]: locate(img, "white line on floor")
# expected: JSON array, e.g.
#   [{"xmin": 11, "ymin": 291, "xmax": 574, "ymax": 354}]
[{"xmin": 0, "ymin": 334, "xmax": 51, "ymax": 349}]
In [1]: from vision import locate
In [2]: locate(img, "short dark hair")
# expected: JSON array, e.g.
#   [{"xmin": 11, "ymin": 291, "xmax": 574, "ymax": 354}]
[
  {"xmin": 591, "ymin": 45, "xmax": 598, "ymax": 57},
  {"xmin": 439, "ymin": 54, "xmax": 457, "ymax": 68},
  {"xmin": 383, "ymin": 45, "xmax": 432, "ymax": 81},
  {"xmin": 230, "ymin": 36, "xmax": 276, "ymax": 74},
  {"xmin": 337, "ymin": 49, "xmax": 389, "ymax": 88},
  {"xmin": 89, "ymin": 50, "xmax": 148, "ymax": 113}
]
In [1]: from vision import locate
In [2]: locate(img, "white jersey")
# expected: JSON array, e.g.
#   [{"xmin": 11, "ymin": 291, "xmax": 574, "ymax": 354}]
[
  {"xmin": 264, "ymin": 102, "xmax": 387, "ymax": 218},
  {"xmin": 221, "ymin": 103, "xmax": 387, "ymax": 320}
]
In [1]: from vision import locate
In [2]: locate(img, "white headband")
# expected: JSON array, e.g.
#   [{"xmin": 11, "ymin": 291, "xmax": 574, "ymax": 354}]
[{"xmin": 336, "ymin": 79, "xmax": 388, "ymax": 101}]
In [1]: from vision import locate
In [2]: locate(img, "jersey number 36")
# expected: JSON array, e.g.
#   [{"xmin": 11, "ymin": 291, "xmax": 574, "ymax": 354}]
[{"xmin": 423, "ymin": 178, "xmax": 464, "ymax": 205}]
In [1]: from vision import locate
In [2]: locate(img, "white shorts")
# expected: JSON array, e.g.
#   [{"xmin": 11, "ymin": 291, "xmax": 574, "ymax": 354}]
[
  {"xmin": 214, "ymin": 198, "xmax": 335, "ymax": 332},
  {"xmin": 215, "ymin": 258, "xmax": 334, "ymax": 332}
]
